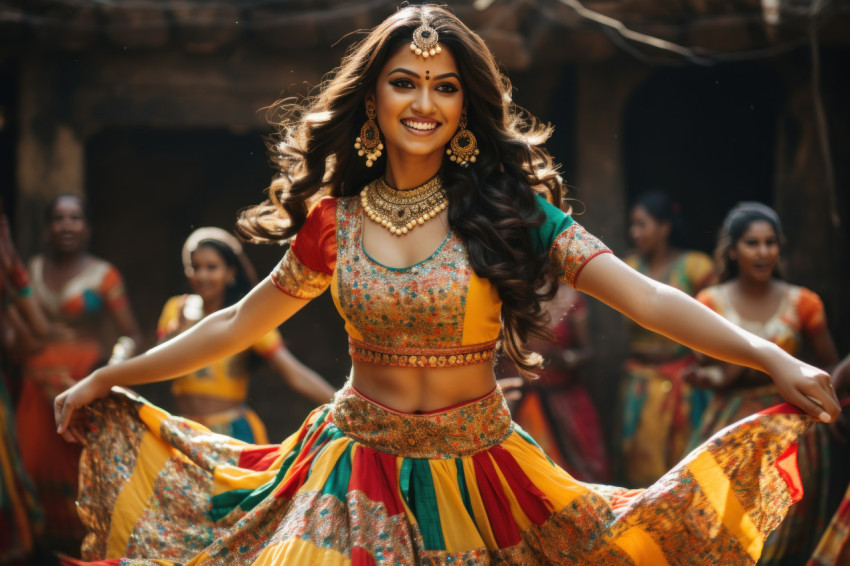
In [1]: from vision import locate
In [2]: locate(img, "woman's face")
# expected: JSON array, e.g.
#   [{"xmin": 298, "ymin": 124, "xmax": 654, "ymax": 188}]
[
  {"xmin": 370, "ymin": 44, "xmax": 464, "ymax": 165},
  {"xmin": 48, "ymin": 196, "xmax": 88, "ymax": 254},
  {"xmin": 629, "ymin": 205, "xmax": 670, "ymax": 256},
  {"xmin": 187, "ymin": 246, "xmax": 235, "ymax": 304},
  {"xmin": 730, "ymin": 220, "xmax": 780, "ymax": 283}
]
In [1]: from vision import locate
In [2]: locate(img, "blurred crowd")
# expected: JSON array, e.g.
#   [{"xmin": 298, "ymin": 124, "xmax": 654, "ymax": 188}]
[{"xmin": 0, "ymin": 191, "xmax": 847, "ymax": 565}]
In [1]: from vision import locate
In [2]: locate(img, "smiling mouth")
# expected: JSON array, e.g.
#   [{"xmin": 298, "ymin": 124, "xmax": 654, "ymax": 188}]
[{"xmin": 402, "ymin": 119, "xmax": 439, "ymax": 131}]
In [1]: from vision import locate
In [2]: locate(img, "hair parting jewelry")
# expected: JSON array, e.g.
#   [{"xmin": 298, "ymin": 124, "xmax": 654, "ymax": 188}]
[
  {"xmin": 361, "ymin": 176, "xmax": 448, "ymax": 236},
  {"xmin": 410, "ymin": 23, "xmax": 442, "ymax": 58},
  {"xmin": 446, "ymin": 113, "xmax": 479, "ymax": 167},
  {"xmin": 354, "ymin": 104, "xmax": 384, "ymax": 167}
]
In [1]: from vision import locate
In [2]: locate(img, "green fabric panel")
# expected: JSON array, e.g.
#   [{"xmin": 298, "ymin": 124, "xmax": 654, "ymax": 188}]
[
  {"xmin": 209, "ymin": 489, "xmax": 254, "ymax": 522},
  {"xmin": 322, "ymin": 443, "xmax": 353, "ymax": 502},
  {"xmin": 531, "ymin": 194, "xmax": 574, "ymax": 255},
  {"xmin": 410, "ymin": 460, "xmax": 446, "ymax": 551},
  {"xmin": 455, "ymin": 459, "xmax": 476, "ymax": 523}
]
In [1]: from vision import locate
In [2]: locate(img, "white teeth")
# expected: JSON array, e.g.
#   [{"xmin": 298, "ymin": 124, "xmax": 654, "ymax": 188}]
[{"xmin": 403, "ymin": 120, "xmax": 437, "ymax": 131}]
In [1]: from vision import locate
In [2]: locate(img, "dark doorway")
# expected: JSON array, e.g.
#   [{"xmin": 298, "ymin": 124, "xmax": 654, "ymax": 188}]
[{"xmin": 623, "ymin": 62, "xmax": 784, "ymax": 254}]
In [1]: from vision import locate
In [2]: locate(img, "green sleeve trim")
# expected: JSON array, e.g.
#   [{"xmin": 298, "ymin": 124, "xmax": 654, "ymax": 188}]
[{"xmin": 531, "ymin": 194, "xmax": 574, "ymax": 255}]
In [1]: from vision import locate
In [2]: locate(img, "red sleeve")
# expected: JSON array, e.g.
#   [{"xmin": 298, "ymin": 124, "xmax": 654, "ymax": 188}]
[
  {"xmin": 101, "ymin": 265, "xmax": 129, "ymax": 311},
  {"xmin": 797, "ymin": 288, "xmax": 827, "ymax": 337},
  {"xmin": 695, "ymin": 288, "xmax": 718, "ymax": 313},
  {"xmin": 290, "ymin": 197, "xmax": 337, "ymax": 276}
]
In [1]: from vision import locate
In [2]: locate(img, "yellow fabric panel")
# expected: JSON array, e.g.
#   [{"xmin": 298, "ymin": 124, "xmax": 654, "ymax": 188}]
[
  {"xmin": 429, "ymin": 459, "xmax": 486, "ymax": 553},
  {"xmin": 106, "ymin": 431, "xmax": 172, "ymax": 558},
  {"xmin": 500, "ymin": 432, "xmax": 586, "ymax": 510},
  {"xmin": 331, "ymin": 270, "xmax": 364, "ymax": 341},
  {"xmin": 212, "ymin": 466, "xmax": 278, "ymax": 496},
  {"xmin": 299, "ymin": 438, "xmax": 351, "ymax": 492},
  {"xmin": 688, "ymin": 450, "xmax": 763, "ymax": 561},
  {"xmin": 487, "ymin": 453, "xmax": 533, "ymax": 532},
  {"xmin": 612, "ymin": 526, "xmax": 670, "ymax": 566},
  {"xmin": 461, "ymin": 271, "xmax": 502, "ymax": 345},
  {"xmin": 138, "ymin": 403, "xmax": 178, "ymax": 441},
  {"xmin": 460, "ymin": 458, "xmax": 498, "ymax": 550},
  {"xmin": 252, "ymin": 535, "xmax": 349, "ymax": 566}
]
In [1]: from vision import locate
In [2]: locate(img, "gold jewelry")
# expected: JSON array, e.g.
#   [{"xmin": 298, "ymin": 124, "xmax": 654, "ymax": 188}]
[
  {"xmin": 410, "ymin": 23, "xmax": 442, "ymax": 58},
  {"xmin": 446, "ymin": 113, "xmax": 479, "ymax": 167},
  {"xmin": 360, "ymin": 176, "xmax": 448, "ymax": 236},
  {"xmin": 354, "ymin": 104, "xmax": 383, "ymax": 167}
]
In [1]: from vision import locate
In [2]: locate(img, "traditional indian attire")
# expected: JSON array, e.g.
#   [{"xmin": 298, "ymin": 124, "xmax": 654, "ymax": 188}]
[
  {"xmin": 67, "ymin": 194, "xmax": 813, "ymax": 565},
  {"xmin": 692, "ymin": 283, "xmax": 831, "ymax": 566},
  {"xmin": 498, "ymin": 291, "xmax": 610, "ymax": 482},
  {"xmin": 157, "ymin": 295, "xmax": 287, "ymax": 444},
  {"xmin": 619, "ymin": 251, "xmax": 714, "ymax": 486},
  {"xmin": 18, "ymin": 255, "xmax": 129, "ymax": 555}
]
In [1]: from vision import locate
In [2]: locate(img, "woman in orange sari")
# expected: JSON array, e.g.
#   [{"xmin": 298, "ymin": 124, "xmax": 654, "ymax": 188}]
[{"xmin": 17, "ymin": 194, "xmax": 142, "ymax": 556}]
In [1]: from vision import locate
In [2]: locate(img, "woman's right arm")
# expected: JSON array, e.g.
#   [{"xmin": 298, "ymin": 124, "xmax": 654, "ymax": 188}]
[{"xmin": 55, "ymin": 278, "xmax": 311, "ymax": 438}]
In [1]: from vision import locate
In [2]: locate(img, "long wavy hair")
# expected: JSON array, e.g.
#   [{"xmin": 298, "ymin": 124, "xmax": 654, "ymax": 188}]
[
  {"xmin": 714, "ymin": 201, "xmax": 785, "ymax": 283},
  {"xmin": 237, "ymin": 5, "xmax": 569, "ymax": 375}
]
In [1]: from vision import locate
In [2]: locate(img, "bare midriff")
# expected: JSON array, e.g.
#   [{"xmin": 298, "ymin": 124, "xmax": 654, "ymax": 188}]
[
  {"xmin": 350, "ymin": 359, "xmax": 496, "ymax": 413},
  {"xmin": 175, "ymin": 394, "xmax": 243, "ymax": 417}
]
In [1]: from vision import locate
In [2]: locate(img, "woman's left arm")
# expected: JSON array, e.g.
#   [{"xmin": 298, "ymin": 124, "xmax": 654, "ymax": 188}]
[{"xmin": 575, "ymin": 253, "xmax": 840, "ymax": 422}]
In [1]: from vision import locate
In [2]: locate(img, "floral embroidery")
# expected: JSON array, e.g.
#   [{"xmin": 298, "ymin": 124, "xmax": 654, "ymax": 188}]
[
  {"xmin": 330, "ymin": 384, "xmax": 513, "ymax": 459},
  {"xmin": 549, "ymin": 223, "xmax": 611, "ymax": 288},
  {"xmin": 270, "ymin": 248, "xmax": 331, "ymax": 299}
]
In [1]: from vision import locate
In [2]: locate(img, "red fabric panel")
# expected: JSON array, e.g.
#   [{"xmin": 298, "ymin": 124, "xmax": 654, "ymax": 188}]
[
  {"xmin": 758, "ymin": 402, "xmax": 803, "ymax": 416},
  {"xmin": 352, "ymin": 545, "xmax": 378, "ymax": 566},
  {"xmin": 472, "ymin": 452, "xmax": 521, "ymax": 547},
  {"xmin": 775, "ymin": 442, "xmax": 804, "ymax": 504},
  {"xmin": 348, "ymin": 446, "xmax": 405, "ymax": 517},
  {"xmin": 237, "ymin": 445, "xmax": 282, "ymax": 471},
  {"xmin": 290, "ymin": 197, "xmax": 337, "ymax": 275},
  {"xmin": 488, "ymin": 445, "xmax": 553, "ymax": 525}
]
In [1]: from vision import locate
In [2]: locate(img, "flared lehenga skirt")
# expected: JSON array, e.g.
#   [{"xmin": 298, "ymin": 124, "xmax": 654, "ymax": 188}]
[{"xmin": 67, "ymin": 383, "xmax": 811, "ymax": 565}]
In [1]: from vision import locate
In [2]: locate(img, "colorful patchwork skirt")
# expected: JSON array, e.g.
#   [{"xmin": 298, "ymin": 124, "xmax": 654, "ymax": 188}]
[{"xmin": 67, "ymin": 383, "xmax": 811, "ymax": 565}]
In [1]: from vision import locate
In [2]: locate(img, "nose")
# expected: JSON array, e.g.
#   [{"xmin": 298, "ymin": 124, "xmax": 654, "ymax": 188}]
[{"xmin": 411, "ymin": 86, "xmax": 436, "ymax": 114}]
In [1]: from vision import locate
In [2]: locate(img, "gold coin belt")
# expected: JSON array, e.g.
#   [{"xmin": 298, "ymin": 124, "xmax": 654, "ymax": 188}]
[{"xmin": 361, "ymin": 176, "xmax": 448, "ymax": 236}]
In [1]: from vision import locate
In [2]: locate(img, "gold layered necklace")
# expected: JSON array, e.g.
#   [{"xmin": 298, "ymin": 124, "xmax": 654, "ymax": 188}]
[{"xmin": 361, "ymin": 176, "xmax": 448, "ymax": 236}]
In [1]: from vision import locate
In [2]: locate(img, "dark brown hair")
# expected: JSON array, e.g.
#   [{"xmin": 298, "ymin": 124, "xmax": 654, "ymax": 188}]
[
  {"xmin": 714, "ymin": 201, "xmax": 784, "ymax": 282},
  {"xmin": 237, "ymin": 4, "xmax": 568, "ymax": 374}
]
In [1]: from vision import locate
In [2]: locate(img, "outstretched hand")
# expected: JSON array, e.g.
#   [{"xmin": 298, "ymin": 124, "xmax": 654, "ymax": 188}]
[
  {"xmin": 770, "ymin": 356, "xmax": 840, "ymax": 423},
  {"xmin": 54, "ymin": 372, "xmax": 113, "ymax": 443}
]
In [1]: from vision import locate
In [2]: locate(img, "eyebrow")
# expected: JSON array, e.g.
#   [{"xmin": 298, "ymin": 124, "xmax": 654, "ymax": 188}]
[{"xmin": 387, "ymin": 67, "xmax": 461, "ymax": 81}]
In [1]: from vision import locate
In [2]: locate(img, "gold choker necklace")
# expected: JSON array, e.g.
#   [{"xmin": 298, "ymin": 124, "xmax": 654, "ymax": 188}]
[{"xmin": 360, "ymin": 176, "xmax": 448, "ymax": 236}]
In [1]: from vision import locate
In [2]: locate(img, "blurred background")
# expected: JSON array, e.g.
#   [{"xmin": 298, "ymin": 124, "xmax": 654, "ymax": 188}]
[{"xmin": 0, "ymin": 0, "xmax": 847, "ymax": 443}]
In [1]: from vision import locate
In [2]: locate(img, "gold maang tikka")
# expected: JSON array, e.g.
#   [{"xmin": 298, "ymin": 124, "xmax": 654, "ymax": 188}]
[
  {"xmin": 410, "ymin": 23, "xmax": 442, "ymax": 58},
  {"xmin": 361, "ymin": 176, "xmax": 448, "ymax": 236}
]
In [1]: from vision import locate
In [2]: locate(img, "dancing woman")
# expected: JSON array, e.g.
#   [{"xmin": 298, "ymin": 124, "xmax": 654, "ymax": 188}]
[{"xmin": 55, "ymin": 6, "xmax": 838, "ymax": 564}]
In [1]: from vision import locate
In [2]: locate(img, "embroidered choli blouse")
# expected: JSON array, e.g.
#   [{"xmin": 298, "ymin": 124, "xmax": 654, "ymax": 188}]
[{"xmin": 271, "ymin": 193, "xmax": 610, "ymax": 368}]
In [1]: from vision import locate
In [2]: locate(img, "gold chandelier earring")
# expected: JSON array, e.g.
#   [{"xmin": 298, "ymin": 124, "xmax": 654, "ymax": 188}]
[
  {"xmin": 446, "ymin": 112, "xmax": 479, "ymax": 167},
  {"xmin": 354, "ymin": 104, "xmax": 384, "ymax": 167}
]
